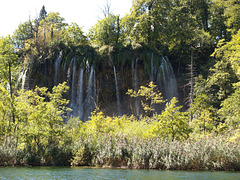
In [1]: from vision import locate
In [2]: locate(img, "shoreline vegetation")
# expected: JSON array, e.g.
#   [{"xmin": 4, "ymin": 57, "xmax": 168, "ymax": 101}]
[
  {"xmin": 1, "ymin": 0, "xmax": 240, "ymax": 172},
  {"xmin": 1, "ymin": 97, "xmax": 240, "ymax": 170},
  {"xmin": 0, "ymin": 82, "xmax": 239, "ymax": 171},
  {"xmin": 1, "ymin": 133, "xmax": 240, "ymax": 171}
]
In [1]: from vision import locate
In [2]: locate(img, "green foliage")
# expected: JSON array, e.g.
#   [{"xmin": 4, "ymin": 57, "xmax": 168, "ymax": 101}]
[
  {"xmin": 0, "ymin": 82, "xmax": 72, "ymax": 166},
  {"xmin": 150, "ymin": 97, "xmax": 190, "ymax": 140},
  {"xmin": 189, "ymin": 94, "xmax": 217, "ymax": 135},
  {"xmin": 39, "ymin": 5, "xmax": 47, "ymax": 22},
  {"xmin": 224, "ymin": 0, "xmax": 240, "ymax": 35},
  {"xmin": 203, "ymin": 29, "xmax": 240, "ymax": 113},
  {"xmin": 0, "ymin": 85, "xmax": 12, "ymax": 139},
  {"xmin": 209, "ymin": 0, "xmax": 240, "ymax": 40},
  {"xmin": 207, "ymin": 59, "xmax": 235, "ymax": 102},
  {"xmin": 218, "ymin": 88, "xmax": 240, "ymax": 129},
  {"xmin": 62, "ymin": 23, "xmax": 88, "ymax": 47},
  {"xmin": 89, "ymin": 14, "xmax": 121, "ymax": 47},
  {"xmin": 14, "ymin": 82, "xmax": 70, "ymax": 147},
  {"xmin": 12, "ymin": 21, "xmax": 34, "ymax": 49},
  {"xmin": 0, "ymin": 37, "xmax": 20, "ymax": 85},
  {"xmin": 213, "ymin": 30, "xmax": 240, "ymax": 80},
  {"xmin": 127, "ymin": 81, "xmax": 164, "ymax": 116},
  {"xmin": 40, "ymin": 11, "xmax": 67, "ymax": 35},
  {"xmin": 0, "ymin": 36, "xmax": 21, "ymax": 126},
  {"xmin": 209, "ymin": 0, "xmax": 229, "ymax": 41}
]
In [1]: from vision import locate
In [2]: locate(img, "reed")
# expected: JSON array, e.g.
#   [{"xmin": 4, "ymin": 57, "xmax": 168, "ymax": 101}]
[{"xmin": 71, "ymin": 134, "xmax": 240, "ymax": 171}]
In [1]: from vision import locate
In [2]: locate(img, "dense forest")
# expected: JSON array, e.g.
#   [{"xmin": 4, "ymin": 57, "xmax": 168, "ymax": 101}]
[{"xmin": 0, "ymin": 0, "xmax": 240, "ymax": 170}]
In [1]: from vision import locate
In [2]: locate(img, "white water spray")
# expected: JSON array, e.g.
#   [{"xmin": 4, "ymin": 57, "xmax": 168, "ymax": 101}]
[{"xmin": 113, "ymin": 65, "xmax": 122, "ymax": 116}]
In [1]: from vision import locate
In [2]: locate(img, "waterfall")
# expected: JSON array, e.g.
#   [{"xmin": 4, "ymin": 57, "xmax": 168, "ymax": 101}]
[
  {"xmin": 22, "ymin": 69, "xmax": 27, "ymax": 90},
  {"xmin": 94, "ymin": 70, "xmax": 96, "ymax": 99},
  {"xmin": 16, "ymin": 69, "xmax": 24, "ymax": 90},
  {"xmin": 14, "ymin": 68, "xmax": 28, "ymax": 91},
  {"xmin": 53, "ymin": 51, "xmax": 62, "ymax": 86},
  {"xmin": 85, "ymin": 65, "xmax": 95, "ymax": 120},
  {"xmin": 150, "ymin": 53, "xmax": 155, "ymax": 82},
  {"xmin": 113, "ymin": 65, "xmax": 122, "ymax": 116},
  {"xmin": 67, "ymin": 58, "xmax": 74, "ymax": 84},
  {"xmin": 66, "ymin": 58, "xmax": 74, "ymax": 118},
  {"xmin": 71, "ymin": 58, "xmax": 76, "ymax": 114},
  {"xmin": 157, "ymin": 56, "xmax": 178, "ymax": 101},
  {"xmin": 132, "ymin": 58, "xmax": 140, "ymax": 116},
  {"xmin": 78, "ymin": 68, "xmax": 84, "ymax": 120},
  {"xmin": 63, "ymin": 61, "xmax": 67, "ymax": 81},
  {"xmin": 164, "ymin": 56, "xmax": 178, "ymax": 101},
  {"xmin": 6, "ymin": 82, "xmax": 10, "ymax": 92}
]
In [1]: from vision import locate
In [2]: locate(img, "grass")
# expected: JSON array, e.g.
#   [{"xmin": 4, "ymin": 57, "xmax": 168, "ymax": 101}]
[{"xmin": 71, "ymin": 134, "xmax": 240, "ymax": 171}]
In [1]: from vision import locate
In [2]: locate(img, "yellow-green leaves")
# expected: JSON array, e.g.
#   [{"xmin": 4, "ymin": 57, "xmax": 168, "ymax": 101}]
[
  {"xmin": 89, "ymin": 14, "xmax": 121, "ymax": 47},
  {"xmin": 127, "ymin": 81, "xmax": 164, "ymax": 116},
  {"xmin": 152, "ymin": 97, "xmax": 189, "ymax": 140},
  {"xmin": 219, "ymin": 88, "xmax": 240, "ymax": 129},
  {"xmin": 12, "ymin": 82, "xmax": 70, "ymax": 150},
  {"xmin": 189, "ymin": 94, "xmax": 216, "ymax": 135}
]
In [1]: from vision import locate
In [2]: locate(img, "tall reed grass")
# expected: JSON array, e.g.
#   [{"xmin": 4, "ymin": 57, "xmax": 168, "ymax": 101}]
[{"xmin": 71, "ymin": 134, "xmax": 240, "ymax": 171}]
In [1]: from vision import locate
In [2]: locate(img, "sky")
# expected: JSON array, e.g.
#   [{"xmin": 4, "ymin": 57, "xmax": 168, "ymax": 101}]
[{"xmin": 0, "ymin": 0, "xmax": 132, "ymax": 37}]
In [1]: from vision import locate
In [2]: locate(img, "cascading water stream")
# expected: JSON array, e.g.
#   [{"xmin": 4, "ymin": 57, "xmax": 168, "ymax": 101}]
[
  {"xmin": 22, "ymin": 69, "xmax": 27, "ymax": 90},
  {"xmin": 85, "ymin": 65, "xmax": 94, "ymax": 120},
  {"xmin": 150, "ymin": 53, "xmax": 155, "ymax": 82},
  {"xmin": 113, "ymin": 65, "xmax": 122, "ymax": 116},
  {"xmin": 66, "ymin": 58, "xmax": 74, "ymax": 118},
  {"xmin": 35, "ymin": 50, "xmax": 178, "ymax": 120},
  {"xmin": 78, "ymin": 68, "xmax": 84, "ymax": 120},
  {"xmin": 71, "ymin": 58, "xmax": 76, "ymax": 112},
  {"xmin": 93, "ymin": 70, "xmax": 96, "ymax": 101},
  {"xmin": 157, "ymin": 56, "xmax": 178, "ymax": 102},
  {"xmin": 53, "ymin": 51, "xmax": 62, "ymax": 86},
  {"xmin": 14, "ymin": 67, "xmax": 28, "ymax": 91},
  {"xmin": 132, "ymin": 58, "xmax": 140, "ymax": 116},
  {"xmin": 67, "ymin": 58, "xmax": 74, "ymax": 84},
  {"xmin": 63, "ymin": 61, "xmax": 67, "ymax": 81},
  {"xmin": 164, "ymin": 56, "xmax": 178, "ymax": 101},
  {"xmin": 16, "ymin": 69, "xmax": 24, "ymax": 90}
]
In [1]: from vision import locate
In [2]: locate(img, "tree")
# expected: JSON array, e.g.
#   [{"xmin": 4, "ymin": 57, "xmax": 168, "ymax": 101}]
[
  {"xmin": 89, "ymin": 14, "xmax": 121, "ymax": 47},
  {"xmin": 213, "ymin": 30, "xmax": 240, "ymax": 80},
  {"xmin": 224, "ymin": 0, "xmax": 240, "ymax": 35},
  {"xmin": 39, "ymin": 12, "xmax": 67, "ymax": 42},
  {"xmin": 0, "ymin": 37, "xmax": 20, "ymax": 124},
  {"xmin": 127, "ymin": 81, "xmax": 164, "ymax": 117},
  {"xmin": 218, "ymin": 87, "xmax": 240, "ymax": 129},
  {"xmin": 129, "ymin": 0, "xmax": 172, "ymax": 47},
  {"xmin": 211, "ymin": 29, "xmax": 240, "ymax": 132},
  {"xmin": 153, "ymin": 97, "xmax": 190, "ymax": 140},
  {"xmin": 0, "ymin": 85, "xmax": 12, "ymax": 141},
  {"xmin": 14, "ymin": 82, "xmax": 70, "ymax": 153},
  {"xmin": 99, "ymin": 0, "xmax": 112, "ymax": 18},
  {"xmin": 12, "ymin": 21, "xmax": 34, "ymax": 49},
  {"xmin": 209, "ymin": 0, "xmax": 240, "ymax": 41},
  {"xmin": 189, "ymin": 94, "xmax": 217, "ymax": 135},
  {"xmin": 63, "ymin": 23, "xmax": 88, "ymax": 47},
  {"xmin": 208, "ymin": 31, "xmax": 240, "ymax": 105},
  {"xmin": 39, "ymin": 5, "xmax": 47, "ymax": 22},
  {"xmin": 209, "ymin": 0, "xmax": 229, "ymax": 41}
]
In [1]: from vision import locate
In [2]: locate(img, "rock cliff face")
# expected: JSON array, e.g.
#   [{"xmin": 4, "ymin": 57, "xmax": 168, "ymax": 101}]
[{"xmin": 26, "ymin": 47, "xmax": 179, "ymax": 121}]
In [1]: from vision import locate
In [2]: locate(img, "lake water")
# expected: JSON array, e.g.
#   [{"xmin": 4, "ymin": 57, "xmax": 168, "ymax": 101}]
[{"xmin": 0, "ymin": 167, "xmax": 239, "ymax": 180}]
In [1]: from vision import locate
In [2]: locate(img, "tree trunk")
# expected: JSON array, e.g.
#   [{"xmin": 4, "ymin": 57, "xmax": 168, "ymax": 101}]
[{"xmin": 8, "ymin": 62, "xmax": 15, "ymax": 124}]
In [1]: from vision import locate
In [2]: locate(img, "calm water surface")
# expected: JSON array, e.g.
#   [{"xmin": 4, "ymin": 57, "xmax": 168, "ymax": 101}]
[{"xmin": 0, "ymin": 167, "xmax": 239, "ymax": 180}]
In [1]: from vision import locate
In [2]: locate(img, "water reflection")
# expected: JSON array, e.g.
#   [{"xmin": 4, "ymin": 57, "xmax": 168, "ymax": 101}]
[{"xmin": 0, "ymin": 167, "xmax": 239, "ymax": 180}]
